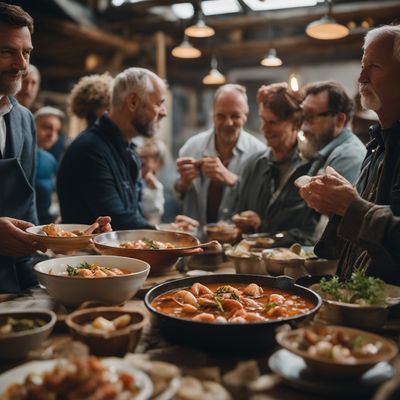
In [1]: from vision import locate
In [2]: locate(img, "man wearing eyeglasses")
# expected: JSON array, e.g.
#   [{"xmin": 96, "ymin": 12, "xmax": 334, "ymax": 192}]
[
  {"xmin": 299, "ymin": 81, "xmax": 366, "ymax": 184},
  {"xmin": 299, "ymin": 25, "xmax": 400, "ymax": 285}
]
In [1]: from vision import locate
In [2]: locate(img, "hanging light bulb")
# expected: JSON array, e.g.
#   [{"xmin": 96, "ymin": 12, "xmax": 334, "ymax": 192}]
[
  {"xmin": 171, "ymin": 35, "xmax": 201, "ymax": 59},
  {"xmin": 260, "ymin": 48, "xmax": 283, "ymax": 67},
  {"xmin": 185, "ymin": 10, "xmax": 215, "ymax": 38},
  {"xmin": 306, "ymin": 0, "xmax": 349, "ymax": 40},
  {"xmin": 202, "ymin": 56, "xmax": 226, "ymax": 85},
  {"xmin": 289, "ymin": 73, "xmax": 300, "ymax": 92}
]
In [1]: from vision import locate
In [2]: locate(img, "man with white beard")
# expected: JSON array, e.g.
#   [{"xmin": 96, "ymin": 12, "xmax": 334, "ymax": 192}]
[{"xmin": 299, "ymin": 25, "xmax": 400, "ymax": 285}]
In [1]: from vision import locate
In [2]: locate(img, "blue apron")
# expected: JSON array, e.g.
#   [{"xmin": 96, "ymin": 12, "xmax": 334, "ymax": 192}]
[{"xmin": 0, "ymin": 103, "xmax": 38, "ymax": 293}]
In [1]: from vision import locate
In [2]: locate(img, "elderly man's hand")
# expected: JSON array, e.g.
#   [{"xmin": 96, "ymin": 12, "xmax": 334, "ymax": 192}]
[
  {"xmin": 0, "ymin": 217, "xmax": 46, "ymax": 257},
  {"xmin": 201, "ymin": 157, "xmax": 238, "ymax": 187},
  {"xmin": 176, "ymin": 157, "xmax": 200, "ymax": 193},
  {"xmin": 232, "ymin": 211, "xmax": 261, "ymax": 233},
  {"xmin": 299, "ymin": 167, "xmax": 358, "ymax": 216}
]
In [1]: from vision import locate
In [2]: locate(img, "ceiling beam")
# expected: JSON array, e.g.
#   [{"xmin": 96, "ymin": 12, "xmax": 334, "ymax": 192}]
[{"xmin": 40, "ymin": 17, "xmax": 139, "ymax": 55}]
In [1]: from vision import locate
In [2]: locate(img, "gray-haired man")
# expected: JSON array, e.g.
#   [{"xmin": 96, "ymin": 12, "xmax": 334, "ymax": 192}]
[{"xmin": 58, "ymin": 67, "xmax": 167, "ymax": 230}]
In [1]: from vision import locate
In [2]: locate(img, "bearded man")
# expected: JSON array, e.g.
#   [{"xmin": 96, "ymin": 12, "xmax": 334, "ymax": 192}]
[
  {"xmin": 0, "ymin": 3, "xmax": 43, "ymax": 293},
  {"xmin": 58, "ymin": 67, "xmax": 167, "ymax": 229},
  {"xmin": 299, "ymin": 81, "xmax": 365, "ymax": 184},
  {"xmin": 299, "ymin": 25, "xmax": 400, "ymax": 285}
]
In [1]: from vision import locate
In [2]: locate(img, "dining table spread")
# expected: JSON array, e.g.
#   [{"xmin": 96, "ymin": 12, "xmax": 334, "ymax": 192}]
[{"xmin": 1, "ymin": 248, "xmax": 400, "ymax": 400}]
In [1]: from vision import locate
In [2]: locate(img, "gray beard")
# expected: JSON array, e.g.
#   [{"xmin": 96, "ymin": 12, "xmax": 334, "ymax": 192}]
[
  {"xmin": 132, "ymin": 118, "xmax": 156, "ymax": 138},
  {"xmin": 298, "ymin": 138, "xmax": 318, "ymax": 161},
  {"xmin": 0, "ymin": 78, "xmax": 22, "ymax": 96}
]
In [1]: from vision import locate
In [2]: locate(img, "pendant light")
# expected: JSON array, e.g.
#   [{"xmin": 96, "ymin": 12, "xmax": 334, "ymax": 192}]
[
  {"xmin": 171, "ymin": 35, "xmax": 201, "ymax": 59},
  {"xmin": 306, "ymin": 0, "xmax": 349, "ymax": 40},
  {"xmin": 260, "ymin": 24, "xmax": 283, "ymax": 67},
  {"xmin": 185, "ymin": 9, "xmax": 215, "ymax": 38},
  {"xmin": 202, "ymin": 56, "xmax": 226, "ymax": 85},
  {"xmin": 260, "ymin": 48, "xmax": 282, "ymax": 67}
]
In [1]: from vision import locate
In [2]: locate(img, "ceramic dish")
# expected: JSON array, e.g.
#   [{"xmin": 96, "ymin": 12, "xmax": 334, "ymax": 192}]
[
  {"xmin": 26, "ymin": 224, "xmax": 94, "ymax": 253},
  {"xmin": 34, "ymin": 255, "xmax": 150, "ymax": 307},
  {"xmin": 269, "ymin": 349, "xmax": 394, "ymax": 396},
  {"xmin": 276, "ymin": 325, "xmax": 398, "ymax": 378},
  {"xmin": 0, "ymin": 358, "xmax": 153, "ymax": 400},
  {"xmin": 0, "ymin": 310, "xmax": 56, "ymax": 361}
]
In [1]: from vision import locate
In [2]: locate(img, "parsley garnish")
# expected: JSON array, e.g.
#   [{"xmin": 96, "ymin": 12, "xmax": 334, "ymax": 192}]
[
  {"xmin": 318, "ymin": 267, "xmax": 385, "ymax": 305},
  {"xmin": 213, "ymin": 297, "xmax": 224, "ymax": 312},
  {"xmin": 265, "ymin": 302, "xmax": 277, "ymax": 310},
  {"xmin": 143, "ymin": 238, "xmax": 159, "ymax": 250}
]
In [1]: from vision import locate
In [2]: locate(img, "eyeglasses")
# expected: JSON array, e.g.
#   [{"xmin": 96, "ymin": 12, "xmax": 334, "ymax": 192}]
[{"xmin": 302, "ymin": 111, "xmax": 336, "ymax": 122}]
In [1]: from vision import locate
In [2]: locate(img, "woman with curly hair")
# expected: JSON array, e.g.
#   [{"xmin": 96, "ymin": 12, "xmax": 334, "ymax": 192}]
[{"xmin": 68, "ymin": 73, "xmax": 114, "ymax": 126}]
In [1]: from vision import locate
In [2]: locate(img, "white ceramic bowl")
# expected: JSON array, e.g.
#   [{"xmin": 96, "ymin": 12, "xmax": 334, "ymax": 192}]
[
  {"xmin": 34, "ymin": 256, "xmax": 150, "ymax": 307},
  {"xmin": 0, "ymin": 310, "xmax": 56, "ymax": 361}
]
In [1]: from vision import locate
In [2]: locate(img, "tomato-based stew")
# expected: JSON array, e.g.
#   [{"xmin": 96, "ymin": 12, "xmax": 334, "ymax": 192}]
[{"xmin": 151, "ymin": 282, "xmax": 315, "ymax": 323}]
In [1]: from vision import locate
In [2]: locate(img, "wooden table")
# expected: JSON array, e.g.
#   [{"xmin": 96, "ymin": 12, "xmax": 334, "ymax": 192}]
[{"xmin": 1, "ymin": 268, "xmax": 399, "ymax": 400}]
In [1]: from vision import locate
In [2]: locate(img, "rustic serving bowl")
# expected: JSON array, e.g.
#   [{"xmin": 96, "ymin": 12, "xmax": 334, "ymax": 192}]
[
  {"xmin": 0, "ymin": 310, "xmax": 56, "ymax": 361},
  {"xmin": 276, "ymin": 325, "xmax": 398, "ymax": 378},
  {"xmin": 94, "ymin": 230, "xmax": 202, "ymax": 275},
  {"xmin": 144, "ymin": 274, "xmax": 322, "ymax": 353},
  {"xmin": 306, "ymin": 279, "xmax": 400, "ymax": 330},
  {"xmin": 26, "ymin": 224, "xmax": 94, "ymax": 253},
  {"xmin": 66, "ymin": 307, "xmax": 147, "ymax": 356},
  {"xmin": 34, "ymin": 255, "xmax": 150, "ymax": 307}
]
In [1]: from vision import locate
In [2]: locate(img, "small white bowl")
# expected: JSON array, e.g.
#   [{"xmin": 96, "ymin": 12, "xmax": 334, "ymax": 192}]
[{"xmin": 34, "ymin": 255, "xmax": 150, "ymax": 307}]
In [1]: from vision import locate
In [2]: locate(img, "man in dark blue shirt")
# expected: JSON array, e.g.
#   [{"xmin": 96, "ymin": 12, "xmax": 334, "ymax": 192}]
[{"xmin": 58, "ymin": 68, "xmax": 168, "ymax": 230}]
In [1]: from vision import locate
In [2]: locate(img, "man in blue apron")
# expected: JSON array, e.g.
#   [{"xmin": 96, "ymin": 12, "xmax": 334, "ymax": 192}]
[
  {"xmin": 0, "ymin": 5, "xmax": 112, "ymax": 293},
  {"xmin": 0, "ymin": 3, "xmax": 40, "ymax": 293}
]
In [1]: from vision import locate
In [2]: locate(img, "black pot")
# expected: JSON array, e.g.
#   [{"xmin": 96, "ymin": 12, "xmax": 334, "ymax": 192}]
[{"xmin": 144, "ymin": 274, "xmax": 322, "ymax": 354}]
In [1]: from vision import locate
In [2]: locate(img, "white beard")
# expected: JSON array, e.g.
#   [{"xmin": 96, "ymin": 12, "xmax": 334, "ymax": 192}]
[{"xmin": 359, "ymin": 85, "xmax": 382, "ymax": 111}]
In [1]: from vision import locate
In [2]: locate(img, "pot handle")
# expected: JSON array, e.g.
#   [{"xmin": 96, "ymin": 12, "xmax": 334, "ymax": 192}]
[
  {"xmin": 175, "ymin": 247, "xmax": 204, "ymax": 257},
  {"xmin": 275, "ymin": 275, "xmax": 295, "ymax": 284}
]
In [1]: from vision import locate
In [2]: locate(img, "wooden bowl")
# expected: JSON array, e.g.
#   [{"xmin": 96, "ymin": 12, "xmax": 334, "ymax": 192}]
[
  {"xmin": 94, "ymin": 230, "xmax": 202, "ymax": 275},
  {"xmin": 26, "ymin": 224, "xmax": 93, "ymax": 253},
  {"xmin": 66, "ymin": 307, "xmax": 147, "ymax": 357}
]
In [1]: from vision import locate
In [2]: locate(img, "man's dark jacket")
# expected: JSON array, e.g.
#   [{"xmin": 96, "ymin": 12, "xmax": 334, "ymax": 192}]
[{"xmin": 57, "ymin": 114, "xmax": 153, "ymax": 230}]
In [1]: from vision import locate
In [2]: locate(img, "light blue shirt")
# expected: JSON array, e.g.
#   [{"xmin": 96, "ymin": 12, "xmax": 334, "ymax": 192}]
[{"xmin": 178, "ymin": 128, "xmax": 266, "ymax": 225}]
